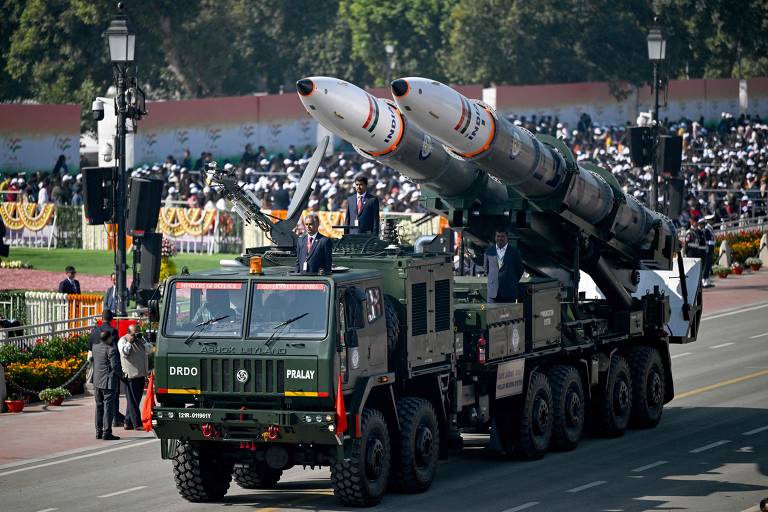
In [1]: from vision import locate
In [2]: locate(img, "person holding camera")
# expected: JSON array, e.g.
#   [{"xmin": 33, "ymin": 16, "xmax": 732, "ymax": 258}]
[{"xmin": 117, "ymin": 324, "xmax": 152, "ymax": 431}]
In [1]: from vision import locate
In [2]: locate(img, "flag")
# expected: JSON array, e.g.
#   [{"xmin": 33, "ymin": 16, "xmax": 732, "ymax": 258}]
[
  {"xmin": 141, "ymin": 371, "xmax": 156, "ymax": 432},
  {"xmin": 335, "ymin": 372, "xmax": 347, "ymax": 434}
]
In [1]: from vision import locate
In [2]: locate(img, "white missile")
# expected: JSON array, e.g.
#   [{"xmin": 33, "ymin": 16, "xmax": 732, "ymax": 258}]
[
  {"xmin": 391, "ymin": 77, "xmax": 675, "ymax": 256},
  {"xmin": 296, "ymin": 77, "xmax": 507, "ymax": 204},
  {"xmin": 297, "ymin": 77, "xmax": 404, "ymax": 157}
]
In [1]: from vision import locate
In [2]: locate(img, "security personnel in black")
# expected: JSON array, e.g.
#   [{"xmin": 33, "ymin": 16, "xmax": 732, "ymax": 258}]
[
  {"xmin": 683, "ymin": 221, "xmax": 702, "ymax": 258},
  {"xmin": 699, "ymin": 216, "xmax": 716, "ymax": 287}
]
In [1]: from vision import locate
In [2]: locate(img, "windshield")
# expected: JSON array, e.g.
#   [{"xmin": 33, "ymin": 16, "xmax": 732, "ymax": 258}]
[
  {"xmin": 248, "ymin": 282, "xmax": 329, "ymax": 339},
  {"xmin": 164, "ymin": 281, "xmax": 246, "ymax": 337}
]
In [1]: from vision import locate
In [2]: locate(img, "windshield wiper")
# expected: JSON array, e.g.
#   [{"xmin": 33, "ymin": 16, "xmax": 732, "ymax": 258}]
[
  {"xmin": 184, "ymin": 315, "xmax": 230, "ymax": 345},
  {"xmin": 264, "ymin": 313, "xmax": 308, "ymax": 348}
]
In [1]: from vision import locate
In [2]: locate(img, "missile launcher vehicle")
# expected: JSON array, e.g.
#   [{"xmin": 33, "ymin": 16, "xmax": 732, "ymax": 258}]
[{"xmin": 150, "ymin": 76, "xmax": 703, "ymax": 507}]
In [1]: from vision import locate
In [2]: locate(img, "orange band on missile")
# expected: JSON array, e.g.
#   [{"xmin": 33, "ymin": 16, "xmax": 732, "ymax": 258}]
[
  {"xmin": 457, "ymin": 106, "xmax": 495, "ymax": 158},
  {"xmin": 369, "ymin": 108, "xmax": 405, "ymax": 157}
]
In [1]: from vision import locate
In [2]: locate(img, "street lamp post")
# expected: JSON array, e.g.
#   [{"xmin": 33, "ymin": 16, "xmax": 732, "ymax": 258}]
[
  {"xmin": 647, "ymin": 24, "xmax": 666, "ymax": 212},
  {"xmin": 105, "ymin": 8, "xmax": 136, "ymax": 316}
]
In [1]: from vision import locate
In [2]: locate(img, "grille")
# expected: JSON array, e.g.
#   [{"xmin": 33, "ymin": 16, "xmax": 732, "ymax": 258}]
[
  {"xmin": 200, "ymin": 358, "xmax": 285, "ymax": 394},
  {"xmin": 434, "ymin": 279, "xmax": 451, "ymax": 332},
  {"xmin": 411, "ymin": 282, "xmax": 427, "ymax": 336}
]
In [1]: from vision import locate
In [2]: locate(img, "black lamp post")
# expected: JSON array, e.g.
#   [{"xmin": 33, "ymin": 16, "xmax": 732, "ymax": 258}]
[
  {"xmin": 647, "ymin": 24, "xmax": 666, "ymax": 212},
  {"xmin": 105, "ymin": 6, "xmax": 135, "ymax": 316}
]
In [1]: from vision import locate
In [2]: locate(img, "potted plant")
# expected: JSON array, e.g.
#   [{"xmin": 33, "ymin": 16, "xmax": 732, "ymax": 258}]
[
  {"xmin": 746, "ymin": 257, "xmax": 763, "ymax": 272},
  {"xmin": 39, "ymin": 387, "xmax": 71, "ymax": 406},
  {"xmin": 4, "ymin": 392, "xmax": 26, "ymax": 413},
  {"xmin": 711, "ymin": 265, "xmax": 731, "ymax": 278},
  {"xmin": 731, "ymin": 261, "xmax": 743, "ymax": 275}
]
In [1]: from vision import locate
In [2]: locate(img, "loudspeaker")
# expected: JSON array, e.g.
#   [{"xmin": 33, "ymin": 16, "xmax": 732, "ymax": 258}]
[
  {"xmin": 628, "ymin": 126, "xmax": 653, "ymax": 167},
  {"xmin": 658, "ymin": 135, "xmax": 683, "ymax": 176},
  {"xmin": 139, "ymin": 232, "xmax": 162, "ymax": 290},
  {"xmin": 666, "ymin": 177, "xmax": 685, "ymax": 220},
  {"xmin": 82, "ymin": 167, "xmax": 114, "ymax": 225},
  {"xmin": 126, "ymin": 178, "xmax": 163, "ymax": 236}
]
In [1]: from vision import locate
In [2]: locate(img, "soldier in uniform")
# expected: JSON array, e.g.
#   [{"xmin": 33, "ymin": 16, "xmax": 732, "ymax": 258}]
[
  {"xmin": 699, "ymin": 216, "xmax": 717, "ymax": 287},
  {"xmin": 683, "ymin": 221, "xmax": 702, "ymax": 259}
]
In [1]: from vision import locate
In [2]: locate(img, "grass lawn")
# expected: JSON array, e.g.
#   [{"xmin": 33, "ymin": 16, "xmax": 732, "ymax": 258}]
[{"xmin": 10, "ymin": 248, "xmax": 240, "ymax": 276}]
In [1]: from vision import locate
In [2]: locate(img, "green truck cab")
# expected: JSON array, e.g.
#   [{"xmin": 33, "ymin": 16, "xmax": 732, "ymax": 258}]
[{"xmin": 153, "ymin": 253, "xmax": 453, "ymax": 506}]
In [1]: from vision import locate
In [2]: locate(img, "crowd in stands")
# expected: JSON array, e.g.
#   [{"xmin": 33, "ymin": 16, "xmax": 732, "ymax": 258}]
[{"xmin": 1, "ymin": 112, "xmax": 766, "ymax": 228}]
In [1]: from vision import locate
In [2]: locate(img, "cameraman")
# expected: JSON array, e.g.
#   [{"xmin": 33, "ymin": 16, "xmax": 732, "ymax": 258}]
[{"xmin": 117, "ymin": 324, "xmax": 152, "ymax": 430}]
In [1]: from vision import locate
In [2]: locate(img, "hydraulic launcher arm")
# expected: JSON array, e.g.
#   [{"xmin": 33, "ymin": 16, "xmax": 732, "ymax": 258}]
[{"xmin": 206, "ymin": 136, "xmax": 329, "ymax": 249}]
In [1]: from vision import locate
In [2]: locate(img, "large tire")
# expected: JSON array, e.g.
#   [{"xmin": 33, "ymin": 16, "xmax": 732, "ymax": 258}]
[
  {"xmin": 331, "ymin": 408, "xmax": 390, "ymax": 507},
  {"xmin": 172, "ymin": 441, "xmax": 233, "ymax": 502},
  {"xmin": 384, "ymin": 295, "xmax": 400, "ymax": 358},
  {"xmin": 593, "ymin": 355, "xmax": 632, "ymax": 437},
  {"xmin": 547, "ymin": 365, "xmax": 585, "ymax": 451},
  {"xmin": 389, "ymin": 398, "xmax": 439, "ymax": 493},
  {"xmin": 628, "ymin": 346, "xmax": 665, "ymax": 429},
  {"xmin": 233, "ymin": 462, "xmax": 282, "ymax": 489},
  {"xmin": 513, "ymin": 371, "xmax": 553, "ymax": 460}
]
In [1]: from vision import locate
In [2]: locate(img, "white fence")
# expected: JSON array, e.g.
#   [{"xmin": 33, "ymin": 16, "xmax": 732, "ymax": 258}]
[{"xmin": 23, "ymin": 291, "xmax": 69, "ymax": 327}]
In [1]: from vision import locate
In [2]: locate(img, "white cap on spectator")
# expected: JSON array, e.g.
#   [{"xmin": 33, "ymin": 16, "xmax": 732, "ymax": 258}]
[
  {"xmin": 376, "ymin": 182, "xmax": 386, "ymax": 189},
  {"xmin": 283, "ymin": 158, "xmax": 291, "ymax": 165},
  {"xmin": 328, "ymin": 186, "xmax": 337, "ymax": 196},
  {"xmin": 223, "ymin": 163, "xmax": 233, "ymax": 170},
  {"xmin": 345, "ymin": 170, "xmax": 355, "ymax": 177},
  {"xmin": 76, "ymin": 173, "xmax": 82, "ymax": 180},
  {"xmin": 131, "ymin": 170, "xmax": 141, "ymax": 177},
  {"xmin": 168, "ymin": 186, "xmax": 177, "ymax": 194},
  {"xmin": 260, "ymin": 158, "xmax": 270, "ymax": 166},
  {"xmin": 330, "ymin": 171, "xmax": 339, "ymax": 178},
  {"xmin": 171, "ymin": 164, "xmax": 179, "ymax": 171},
  {"xmin": 309, "ymin": 198, "xmax": 319, "ymax": 207},
  {"xmin": 152, "ymin": 165, "xmax": 160, "ymax": 171}
]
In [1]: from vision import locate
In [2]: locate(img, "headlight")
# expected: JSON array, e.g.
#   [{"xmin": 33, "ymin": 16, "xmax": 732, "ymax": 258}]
[
  {"xmin": 328, "ymin": 424, "xmax": 335, "ymax": 432},
  {"xmin": 304, "ymin": 415, "xmax": 313, "ymax": 423},
  {"xmin": 325, "ymin": 414, "xmax": 333, "ymax": 422},
  {"xmin": 315, "ymin": 415, "xmax": 323, "ymax": 423}
]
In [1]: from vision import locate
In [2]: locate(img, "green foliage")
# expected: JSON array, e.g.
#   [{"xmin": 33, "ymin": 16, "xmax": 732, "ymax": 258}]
[
  {"xmin": 0, "ymin": 332, "xmax": 89, "ymax": 366},
  {"xmin": 1, "ymin": 0, "xmax": 767, "ymax": 111},
  {"xmin": 39, "ymin": 387, "xmax": 71, "ymax": 401}
]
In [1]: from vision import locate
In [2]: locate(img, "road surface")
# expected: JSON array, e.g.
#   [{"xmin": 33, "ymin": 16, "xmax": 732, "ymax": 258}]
[{"xmin": 1, "ymin": 303, "xmax": 767, "ymax": 512}]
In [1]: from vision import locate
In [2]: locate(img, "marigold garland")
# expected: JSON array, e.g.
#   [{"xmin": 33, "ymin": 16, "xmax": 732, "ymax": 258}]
[
  {"xmin": 0, "ymin": 202, "xmax": 55, "ymax": 231},
  {"xmin": 156, "ymin": 207, "xmax": 216, "ymax": 237}
]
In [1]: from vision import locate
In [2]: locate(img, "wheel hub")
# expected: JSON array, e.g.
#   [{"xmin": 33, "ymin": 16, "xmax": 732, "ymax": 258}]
[
  {"xmin": 533, "ymin": 397, "xmax": 550, "ymax": 436},
  {"xmin": 566, "ymin": 392, "xmax": 582, "ymax": 428},
  {"xmin": 615, "ymin": 379, "xmax": 630, "ymax": 413},
  {"xmin": 649, "ymin": 372, "xmax": 663, "ymax": 406},
  {"xmin": 366, "ymin": 437, "xmax": 385, "ymax": 480},
  {"xmin": 414, "ymin": 423, "xmax": 434, "ymax": 468}
]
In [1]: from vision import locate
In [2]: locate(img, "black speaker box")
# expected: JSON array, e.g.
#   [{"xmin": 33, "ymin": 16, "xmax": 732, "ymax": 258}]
[
  {"xmin": 666, "ymin": 177, "xmax": 685, "ymax": 220},
  {"xmin": 139, "ymin": 232, "xmax": 162, "ymax": 290},
  {"xmin": 628, "ymin": 126, "xmax": 653, "ymax": 167},
  {"xmin": 127, "ymin": 178, "xmax": 163, "ymax": 236},
  {"xmin": 658, "ymin": 135, "xmax": 683, "ymax": 177},
  {"xmin": 81, "ymin": 167, "xmax": 114, "ymax": 225}
]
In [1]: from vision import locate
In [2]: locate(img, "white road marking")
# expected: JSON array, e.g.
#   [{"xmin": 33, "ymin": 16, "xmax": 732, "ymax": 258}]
[
  {"xmin": 98, "ymin": 486, "xmax": 147, "ymax": 498},
  {"xmin": 702, "ymin": 303, "xmax": 768, "ymax": 321},
  {"xmin": 743, "ymin": 425, "xmax": 768, "ymax": 436},
  {"xmin": 632, "ymin": 460, "xmax": 668, "ymax": 472},
  {"xmin": 749, "ymin": 332, "xmax": 768, "ymax": 339},
  {"xmin": 0, "ymin": 439, "xmax": 157, "ymax": 477},
  {"xmin": 502, "ymin": 502, "xmax": 539, "ymax": 512},
  {"xmin": 690, "ymin": 440, "xmax": 730, "ymax": 453},
  {"xmin": 710, "ymin": 342, "xmax": 734, "ymax": 349},
  {"xmin": 34, "ymin": 508, "xmax": 58, "ymax": 512},
  {"xmin": 671, "ymin": 352, "xmax": 692, "ymax": 359},
  {"xmin": 566, "ymin": 480, "xmax": 606, "ymax": 493}
]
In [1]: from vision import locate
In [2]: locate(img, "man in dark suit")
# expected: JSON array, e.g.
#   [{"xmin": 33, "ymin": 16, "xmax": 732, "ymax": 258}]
[
  {"xmin": 92, "ymin": 330, "xmax": 123, "ymax": 440},
  {"xmin": 87, "ymin": 309, "xmax": 125, "ymax": 427},
  {"xmin": 58, "ymin": 266, "xmax": 81, "ymax": 294},
  {"xmin": 484, "ymin": 228, "xmax": 525, "ymax": 303},
  {"xmin": 344, "ymin": 175, "xmax": 380, "ymax": 236},
  {"xmin": 103, "ymin": 273, "xmax": 117, "ymax": 313},
  {"xmin": 296, "ymin": 213, "xmax": 332, "ymax": 274}
]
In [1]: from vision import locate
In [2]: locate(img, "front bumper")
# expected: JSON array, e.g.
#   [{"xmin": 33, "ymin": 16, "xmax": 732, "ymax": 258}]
[{"xmin": 153, "ymin": 406, "xmax": 340, "ymax": 445}]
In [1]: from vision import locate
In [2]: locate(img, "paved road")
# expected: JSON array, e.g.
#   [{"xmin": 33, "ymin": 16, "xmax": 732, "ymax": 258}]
[{"xmin": 2, "ymin": 303, "xmax": 767, "ymax": 512}]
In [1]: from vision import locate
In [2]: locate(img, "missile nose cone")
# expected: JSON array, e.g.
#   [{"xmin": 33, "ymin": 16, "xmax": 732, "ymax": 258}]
[
  {"xmin": 391, "ymin": 79, "xmax": 409, "ymax": 97},
  {"xmin": 296, "ymin": 78, "xmax": 314, "ymax": 96}
]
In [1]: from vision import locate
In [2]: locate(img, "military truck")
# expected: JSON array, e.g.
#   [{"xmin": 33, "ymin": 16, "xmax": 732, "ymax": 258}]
[{"xmin": 150, "ymin": 79, "xmax": 704, "ymax": 505}]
